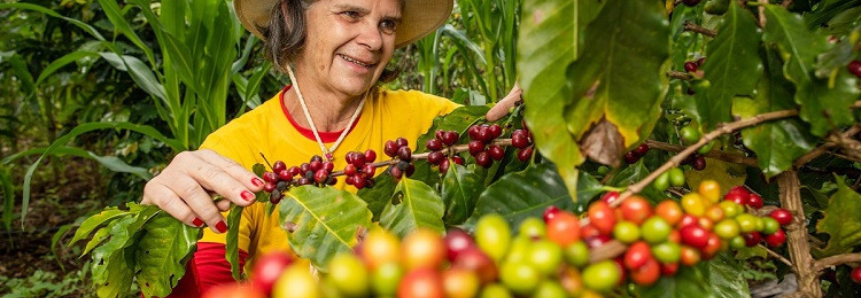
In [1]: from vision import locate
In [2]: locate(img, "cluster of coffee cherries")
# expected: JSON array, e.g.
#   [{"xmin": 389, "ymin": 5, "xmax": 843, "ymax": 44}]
[
  {"xmin": 683, "ymin": 57, "xmax": 706, "ymax": 95},
  {"xmin": 425, "ymin": 130, "xmax": 465, "ymax": 173},
  {"xmin": 623, "ymin": 143, "xmax": 650, "ymax": 164},
  {"xmin": 466, "ymin": 124, "xmax": 506, "ymax": 168},
  {"xmin": 384, "ymin": 138, "xmax": 415, "ymax": 180},
  {"xmin": 510, "ymin": 127, "xmax": 535, "ymax": 162},
  {"xmin": 343, "ymin": 150, "xmax": 378, "ymax": 190},
  {"xmin": 262, "ymin": 156, "xmax": 335, "ymax": 204}
]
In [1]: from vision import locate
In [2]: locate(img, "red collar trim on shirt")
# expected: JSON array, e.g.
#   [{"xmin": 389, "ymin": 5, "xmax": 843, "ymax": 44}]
[{"xmin": 279, "ymin": 85, "xmax": 362, "ymax": 143}]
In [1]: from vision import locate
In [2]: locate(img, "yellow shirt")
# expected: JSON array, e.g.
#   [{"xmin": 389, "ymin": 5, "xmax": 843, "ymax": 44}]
[{"xmin": 198, "ymin": 86, "xmax": 458, "ymax": 269}]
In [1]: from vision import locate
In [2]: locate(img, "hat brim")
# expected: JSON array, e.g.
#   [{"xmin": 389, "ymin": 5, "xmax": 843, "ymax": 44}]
[{"xmin": 235, "ymin": 0, "xmax": 453, "ymax": 49}]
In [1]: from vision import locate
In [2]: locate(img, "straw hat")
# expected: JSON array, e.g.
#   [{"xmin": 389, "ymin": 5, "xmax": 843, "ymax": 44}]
[{"xmin": 234, "ymin": 0, "xmax": 454, "ymax": 49}]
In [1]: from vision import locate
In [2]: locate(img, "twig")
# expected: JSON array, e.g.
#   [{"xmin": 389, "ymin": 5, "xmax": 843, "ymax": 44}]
[
  {"xmin": 683, "ymin": 21, "xmax": 717, "ymax": 37},
  {"xmin": 758, "ymin": 0, "xmax": 768, "ymax": 27},
  {"xmin": 759, "ymin": 244, "xmax": 794, "ymax": 268},
  {"xmin": 645, "ymin": 140, "xmax": 759, "ymax": 167},
  {"xmin": 794, "ymin": 125, "xmax": 861, "ymax": 167},
  {"xmin": 814, "ymin": 253, "xmax": 861, "ymax": 272},
  {"xmin": 667, "ymin": 71, "xmax": 694, "ymax": 80},
  {"xmin": 782, "ymin": 0, "xmax": 793, "ymax": 9},
  {"xmin": 588, "ymin": 240, "xmax": 627, "ymax": 264},
  {"xmin": 777, "ymin": 171, "xmax": 822, "ymax": 297}
]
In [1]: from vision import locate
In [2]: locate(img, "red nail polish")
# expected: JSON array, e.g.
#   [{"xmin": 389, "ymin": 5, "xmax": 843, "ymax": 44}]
[
  {"xmin": 216, "ymin": 221, "xmax": 228, "ymax": 233},
  {"xmin": 193, "ymin": 218, "xmax": 204, "ymax": 227},
  {"xmin": 252, "ymin": 178, "xmax": 264, "ymax": 187},
  {"xmin": 241, "ymin": 190, "xmax": 255, "ymax": 201}
]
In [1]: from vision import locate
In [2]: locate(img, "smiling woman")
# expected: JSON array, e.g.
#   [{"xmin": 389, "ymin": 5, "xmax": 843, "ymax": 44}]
[{"xmin": 134, "ymin": 0, "xmax": 513, "ymax": 296}]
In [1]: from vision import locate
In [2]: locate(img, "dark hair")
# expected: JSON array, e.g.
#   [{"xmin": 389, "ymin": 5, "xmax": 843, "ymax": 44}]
[{"xmin": 261, "ymin": 0, "xmax": 401, "ymax": 83}]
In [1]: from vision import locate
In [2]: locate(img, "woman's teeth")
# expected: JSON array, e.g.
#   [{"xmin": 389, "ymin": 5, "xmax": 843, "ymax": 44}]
[{"xmin": 340, "ymin": 55, "xmax": 371, "ymax": 67}]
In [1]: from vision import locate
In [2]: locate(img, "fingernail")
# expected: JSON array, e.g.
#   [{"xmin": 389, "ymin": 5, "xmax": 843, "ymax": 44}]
[
  {"xmin": 241, "ymin": 190, "xmax": 255, "ymax": 201},
  {"xmin": 252, "ymin": 178, "xmax": 264, "ymax": 187},
  {"xmin": 215, "ymin": 221, "xmax": 228, "ymax": 233},
  {"xmin": 193, "ymin": 218, "xmax": 204, "ymax": 227}
]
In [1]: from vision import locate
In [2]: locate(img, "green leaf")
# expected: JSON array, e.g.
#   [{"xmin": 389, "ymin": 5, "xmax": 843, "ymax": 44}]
[
  {"xmin": 701, "ymin": 253, "xmax": 751, "ymax": 298},
  {"xmin": 0, "ymin": 168, "xmax": 14, "ymax": 231},
  {"xmin": 814, "ymin": 177, "xmax": 861, "ymax": 257},
  {"xmin": 464, "ymin": 163, "xmax": 601, "ymax": 233},
  {"xmin": 70, "ymin": 207, "xmax": 127, "ymax": 247},
  {"xmin": 280, "ymin": 186, "xmax": 372, "ymax": 269},
  {"xmin": 732, "ymin": 47, "xmax": 816, "ymax": 179},
  {"xmin": 638, "ymin": 265, "xmax": 714, "ymax": 298},
  {"xmin": 99, "ymin": 52, "xmax": 167, "ymax": 102},
  {"xmin": 95, "ymin": 0, "xmax": 156, "ymax": 66},
  {"xmin": 441, "ymin": 164, "xmax": 485, "ymax": 225},
  {"xmin": 136, "ymin": 213, "xmax": 201, "ymax": 298},
  {"xmin": 563, "ymin": 0, "xmax": 669, "ymax": 147},
  {"xmin": 607, "ymin": 161, "xmax": 665, "ymax": 203},
  {"xmin": 2, "ymin": 146, "xmax": 152, "ymax": 180},
  {"xmin": 684, "ymin": 157, "xmax": 747, "ymax": 198},
  {"xmin": 695, "ymin": 1, "xmax": 763, "ymax": 130},
  {"xmin": 518, "ymin": 0, "xmax": 599, "ymax": 201},
  {"xmin": 225, "ymin": 205, "xmax": 243, "ymax": 281},
  {"xmin": 762, "ymin": 4, "xmax": 860, "ymax": 136},
  {"xmin": 380, "ymin": 178, "xmax": 445, "ymax": 237},
  {"xmin": 357, "ymin": 172, "xmax": 398, "ymax": 221},
  {"xmin": 91, "ymin": 205, "xmax": 159, "ymax": 296}
]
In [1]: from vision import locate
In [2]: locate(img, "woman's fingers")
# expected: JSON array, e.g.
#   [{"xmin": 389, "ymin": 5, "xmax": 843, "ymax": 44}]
[
  {"xmin": 142, "ymin": 179, "xmax": 203, "ymax": 228},
  {"xmin": 172, "ymin": 151, "xmax": 257, "ymax": 208},
  {"xmin": 198, "ymin": 149, "xmax": 265, "ymax": 193},
  {"xmin": 486, "ymin": 83, "xmax": 523, "ymax": 122},
  {"xmin": 163, "ymin": 172, "xmax": 228, "ymax": 233}
]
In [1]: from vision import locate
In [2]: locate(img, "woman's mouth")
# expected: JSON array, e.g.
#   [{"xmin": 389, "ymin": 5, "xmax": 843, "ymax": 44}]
[{"xmin": 339, "ymin": 54, "xmax": 374, "ymax": 68}]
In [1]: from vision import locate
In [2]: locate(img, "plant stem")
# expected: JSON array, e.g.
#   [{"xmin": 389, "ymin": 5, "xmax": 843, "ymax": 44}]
[
  {"xmin": 758, "ymin": 244, "xmax": 794, "ymax": 267},
  {"xmin": 814, "ymin": 253, "xmax": 861, "ymax": 272},
  {"xmin": 683, "ymin": 22, "xmax": 717, "ymax": 38},
  {"xmin": 645, "ymin": 140, "xmax": 758, "ymax": 167},
  {"xmin": 778, "ymin": 171, "xmax": 822, "ymax": 297},
  {"xmin": 667, "ymin": 71, "xmax": 694, "ymax": 80}
]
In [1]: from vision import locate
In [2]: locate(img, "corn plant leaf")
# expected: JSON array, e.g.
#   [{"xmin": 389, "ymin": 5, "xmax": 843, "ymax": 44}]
[
  {"xmin": 732, "ymin": 48, "xmax": 816, "ymax": 179},
  {"xmin": 95, "ymin": 0, "xmax": 156, "ymax": 66},
  {"xmin": 136, "ymin": 213, "xmax": 201, "ymax": 298},
  {"xmin": 463, "ymin": 163, "xmax": 603, "ymax": 233},
  {"xmin": 694, "ymin": 1, "xmax": 762, "ymax": 130},
  {"xmin": 441, "ymin": 164, "xmax": 485, "ymax": 225},
  {"xmin": 762, "ymin": 4, "xmax": 860, "ymax": 136},
  {"xmin": 815, "ymin": 177, "xmax": 861, "ymax": 257},
  {"xmin": 225, "ymin": 205, "xmax": 243, "ymax": 280},
  {"xmin": 380, "ymin": 178, "xmax": 445, "ymax": 237},
  {"xmin": 280, "ymin": 186, "xmax": 372, "ymax": 269}
]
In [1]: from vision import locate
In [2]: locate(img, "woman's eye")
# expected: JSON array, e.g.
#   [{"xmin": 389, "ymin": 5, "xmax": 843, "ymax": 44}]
[
  {"xmin": 380, "ymin": 21, "xmax": 396, "ymax": 33},
  {"xmin": 342, "ymin": 11, "xmax": 360, "ymax": 18}
]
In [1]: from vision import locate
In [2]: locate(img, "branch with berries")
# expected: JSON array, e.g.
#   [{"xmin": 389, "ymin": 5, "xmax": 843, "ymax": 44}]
[{"xmin": 258, "ymin": 124, "xmax": 535, "ymax": 204}]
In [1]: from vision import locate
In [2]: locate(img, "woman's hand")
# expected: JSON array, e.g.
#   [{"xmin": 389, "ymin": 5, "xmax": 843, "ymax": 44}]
[
  {"xmin": 141, "ymin": 149, "xmax": 264, "ymax": 233},
  {"xmin": 486, "ymin": 83, "xmax": 523, "ymax": 122}
]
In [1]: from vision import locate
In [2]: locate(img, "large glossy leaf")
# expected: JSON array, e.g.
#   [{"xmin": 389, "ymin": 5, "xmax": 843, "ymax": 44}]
[
  {"xmin": 732, "ymin": 48, "xmax": 815, "ymax": 178},
  {"xmin": 357, "ymin": 172, "xmax": 398, "ymax": 221},
  {"xmin": 702, "ymin": 253, "xmax": 751, "ymax": 298},
  {"xmin": 763, "ymin": 4, "xmax": 860, "ymax": 136},
  {"xmin": 463, "ymin": 163, "xmax": 603, "ymax": 232},
  {"xmin": 136, "ymin": 213, "xmax": 201, "ymax": 298},
  {"xmin": 638, "ymin": 265, "xmax": 714, "ymax": 298},
  {"xmin": 563, "ymin": 0, "xmax": 668, "ymax": 149},
  {"xmin": 695, "ymin": 1, "xmax": 762, "ymax": 130},
  {"xmin": 279, "ymin": 186, "xmax": 372, "ymax": 269},
  {"xmin": 441, "ymin": 164, "xmax": 485, "ymax": 225},
  {"xmin": 226, "ymin": 205, "xmax": 243, "ymax": 280},
  {"xmin": 380, "ymin": 178, "xmax": 445, "ymax": 237},
  {"xmin": 517, "ymin": 0, "xmax": 602, "ymax": 200},
  {"xmin": 815, "ymin": 177, "xmax": 861, "ymax": 257}
]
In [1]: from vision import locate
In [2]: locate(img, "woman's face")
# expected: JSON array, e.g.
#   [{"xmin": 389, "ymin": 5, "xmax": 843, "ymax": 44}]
[{"xmin": 296, "ymin": 0, "xmax": 401, "ymax": 97}]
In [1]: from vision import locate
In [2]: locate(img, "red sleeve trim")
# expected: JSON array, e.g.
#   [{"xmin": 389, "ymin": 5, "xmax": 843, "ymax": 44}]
[{"xmin": 157, "ymin": 242, "xmax": 248, "ymax": 298}]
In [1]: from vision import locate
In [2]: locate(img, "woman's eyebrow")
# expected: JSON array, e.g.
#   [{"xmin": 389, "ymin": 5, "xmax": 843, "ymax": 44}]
[{"xmin": 332, "ymin": 3, "xmax": 402, "ymax": 22}]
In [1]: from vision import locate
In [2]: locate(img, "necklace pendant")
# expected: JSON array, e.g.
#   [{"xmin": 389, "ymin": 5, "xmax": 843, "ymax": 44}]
[{"xmin": 325, "ymin": 153, "xmax": 334, "ymax": 161}]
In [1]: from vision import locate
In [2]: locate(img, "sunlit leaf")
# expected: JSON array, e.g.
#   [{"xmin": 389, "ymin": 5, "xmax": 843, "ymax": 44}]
[
  {"xmin": 380, "ymin": 178, "xmax": 445, "ymax": 237},
  {"xmin": 815, "ymin": 177, "xmax": 861, "ymax": 257},
  {"xmin": 136, "ymin": 213, "xmax": 201, "ymax": 297}
]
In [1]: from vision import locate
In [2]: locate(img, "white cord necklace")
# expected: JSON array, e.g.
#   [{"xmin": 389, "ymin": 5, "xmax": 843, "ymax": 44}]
[{"xmin": 285, "ymin": 64, "xmax": 368, "ymax": 162}]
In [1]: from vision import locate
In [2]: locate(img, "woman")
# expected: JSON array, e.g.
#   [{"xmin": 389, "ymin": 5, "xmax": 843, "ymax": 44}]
[{"xmin": 141, "ymin": 0, "xmax": 519, "ymax": 295}]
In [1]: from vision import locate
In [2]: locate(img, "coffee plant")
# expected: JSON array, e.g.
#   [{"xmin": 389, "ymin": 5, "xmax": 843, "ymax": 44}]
[{"xmin": 64, "ymin": 0, "xmax": 861, "ymax": 297}]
